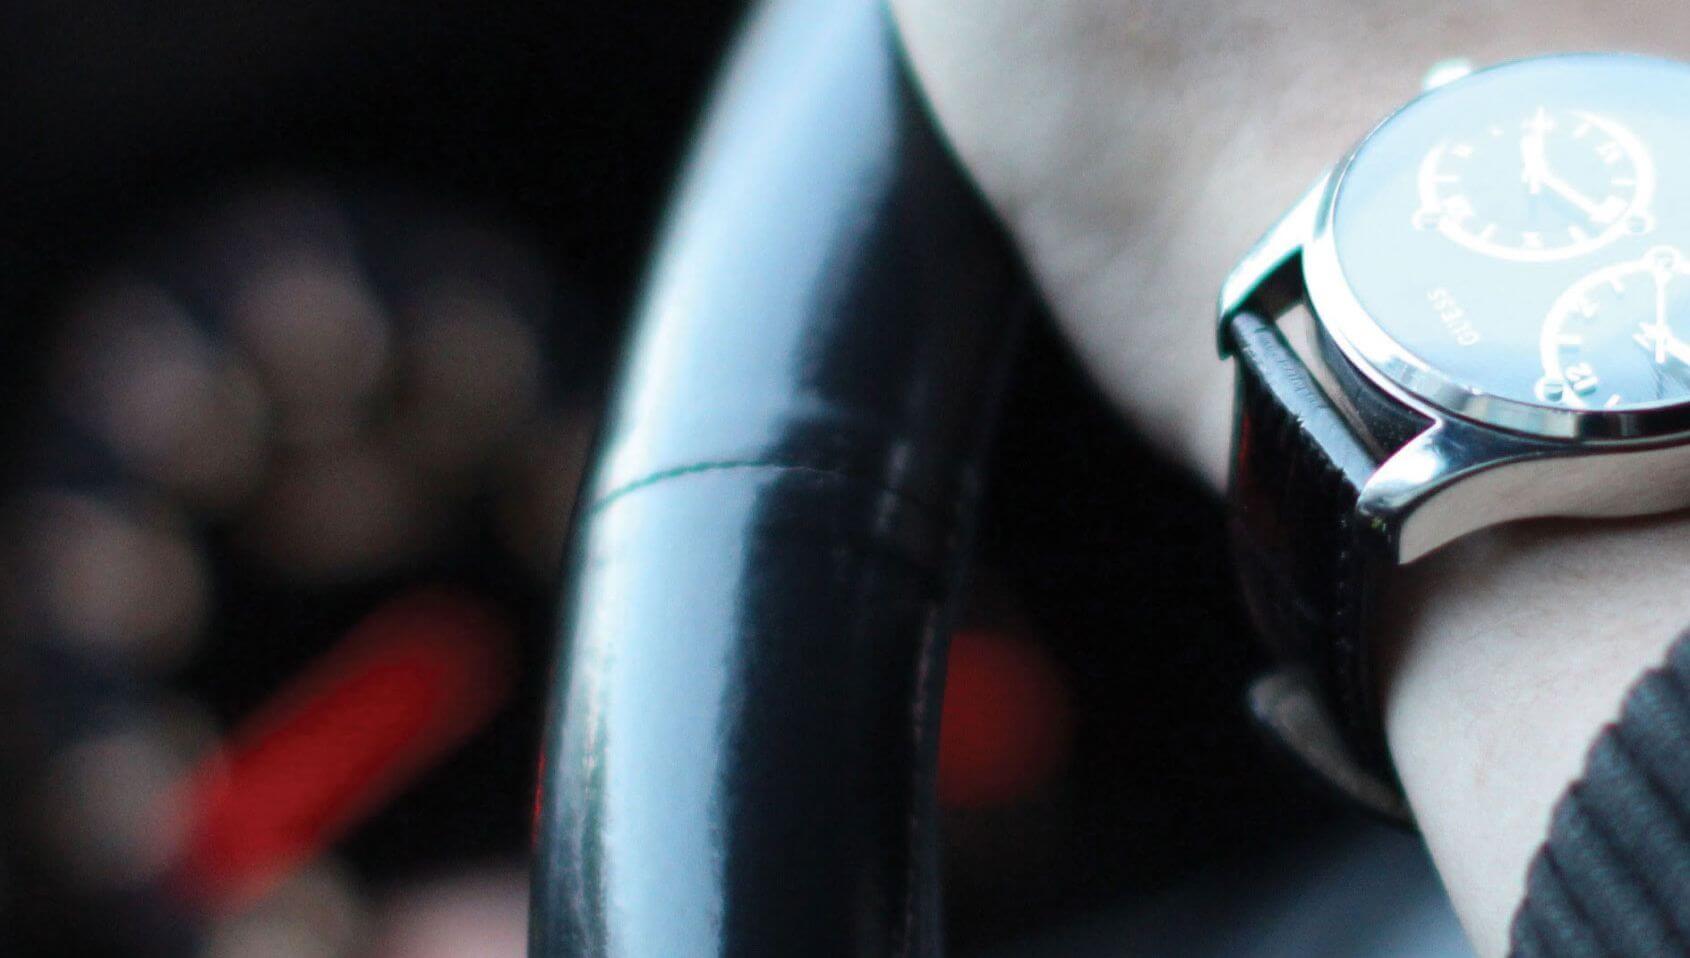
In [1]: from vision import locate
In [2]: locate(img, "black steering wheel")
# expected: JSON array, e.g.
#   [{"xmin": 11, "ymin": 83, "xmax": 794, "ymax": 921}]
[{"xmin": 529, "ymin": 1, "xmax": 1030, "ymax": 954}]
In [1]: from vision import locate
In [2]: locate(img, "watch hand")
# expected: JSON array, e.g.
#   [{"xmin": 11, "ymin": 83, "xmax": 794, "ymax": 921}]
[
  {"xmin": 1648, "ymin": 336, "xmax": 1690, "ymax": 402},
  {"xmin": 1654, "ymin": 272, "xmax": 1671, "ymax": 364},
  {"xmin": 1519, "ymin": 108, "xmax": 1619, "ymax": 223},
  {"xmin": 1635, "ymin": 320, "xmax": 1690, "ymax": 367},
  {"xmin": 1543, "ymin": 172, "xmax": 1609, "ymax": 220},
  {"xmin": 1520, "ymin": 122, "xmax": 1549, "ymax": 194},
  {"xmin": 1662, "ymin": 332, "xmax": 1690, "ymax": 368},
  {"xmin": 1536, "ymin": 167, "xmax": 1612, "ymax": 221}
]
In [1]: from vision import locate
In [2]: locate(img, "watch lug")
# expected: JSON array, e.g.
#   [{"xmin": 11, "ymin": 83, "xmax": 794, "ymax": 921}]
[
  {"xmin": 1357, "ymin": 418, "xmax": 1538, "ymax": 563},
  {"xmin": 1362, "ymin": 420, "xmax": 1690, "ymax": 564},
  {"xmin": 1217, "ymin": 170, "xmax": 1331, "ymax": 356}
]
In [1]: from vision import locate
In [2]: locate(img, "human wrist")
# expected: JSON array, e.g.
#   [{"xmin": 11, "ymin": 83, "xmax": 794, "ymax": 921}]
[{"xmin": 1382, "ymin": 516, "xmax": 1690, "ymax": 956}]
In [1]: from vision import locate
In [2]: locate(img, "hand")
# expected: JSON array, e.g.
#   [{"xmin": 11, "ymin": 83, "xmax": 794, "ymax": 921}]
[{"xmin": 892, "ymin": 3, "xmax": 1690, "ymax": 955}]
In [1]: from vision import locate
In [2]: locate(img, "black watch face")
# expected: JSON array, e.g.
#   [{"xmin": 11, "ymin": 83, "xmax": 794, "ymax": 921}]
[{"xmin": 1330, "ymin": 54, "xmax": 1690, "ymax": 418}]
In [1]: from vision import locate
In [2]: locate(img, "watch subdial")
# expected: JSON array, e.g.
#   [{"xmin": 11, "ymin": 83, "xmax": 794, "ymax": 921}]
[
  {"xmin": 1539, "ymin": 246, "xmax": 1690, "ymax": 409},
  {"xmin": 1414, "ymin": 107, "xmax": 1655, "ymax": 262}
]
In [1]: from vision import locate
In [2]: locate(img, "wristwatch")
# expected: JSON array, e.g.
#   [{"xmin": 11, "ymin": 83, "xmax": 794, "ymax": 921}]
[{"xmin": 1218, "ymin": 53, "xmax": 1690, "ymax": 819}]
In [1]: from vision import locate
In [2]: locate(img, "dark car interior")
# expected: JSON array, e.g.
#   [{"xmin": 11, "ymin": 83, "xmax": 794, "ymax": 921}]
[{"xmin": 4, "ymin": 1, "xmax": 1471, "ymax": 955}]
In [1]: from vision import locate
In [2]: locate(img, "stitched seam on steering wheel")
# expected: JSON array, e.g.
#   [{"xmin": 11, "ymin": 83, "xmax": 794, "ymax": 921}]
[{"xmin": 585, "ymin": 458, "xmax": 956, "ymax": 521}]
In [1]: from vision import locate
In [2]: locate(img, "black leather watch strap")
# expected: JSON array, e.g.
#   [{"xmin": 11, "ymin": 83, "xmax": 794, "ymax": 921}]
[{"xmin": 1224, "ymin": 311, "xmax": 1406, "ymax": 817}]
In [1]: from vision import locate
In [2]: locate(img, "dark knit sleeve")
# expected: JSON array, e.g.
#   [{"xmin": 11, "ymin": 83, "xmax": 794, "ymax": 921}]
[{"xmin": 1509, "ymin": 633, "xmax": 1690, "ymax": 957}]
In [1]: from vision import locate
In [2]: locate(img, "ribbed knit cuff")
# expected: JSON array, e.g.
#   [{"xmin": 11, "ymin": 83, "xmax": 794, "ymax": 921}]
[{"xmin": 1509, "ymin": 633, "xmax": 1690, "ymax": 957}]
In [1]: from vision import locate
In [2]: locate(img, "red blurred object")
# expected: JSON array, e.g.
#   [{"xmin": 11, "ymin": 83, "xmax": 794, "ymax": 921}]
[
  {"xmin": 937, "ymin": 630, "xmax": 1073, "ymax": 809},
  {"xmin": 172, "ymin": 591, "xmax": 512, "ymax": 913}
]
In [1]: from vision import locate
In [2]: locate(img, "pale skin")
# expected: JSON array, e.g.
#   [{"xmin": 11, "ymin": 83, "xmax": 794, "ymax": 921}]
[{"xmin": 890, "ymin": 3, "xmax": 1690, "ymax": 955}]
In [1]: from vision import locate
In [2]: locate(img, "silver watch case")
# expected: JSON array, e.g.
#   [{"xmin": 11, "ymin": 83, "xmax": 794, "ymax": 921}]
[{"xmin": 1220, "ymin": 144, "xmax": 1690, "ymax": 566}]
